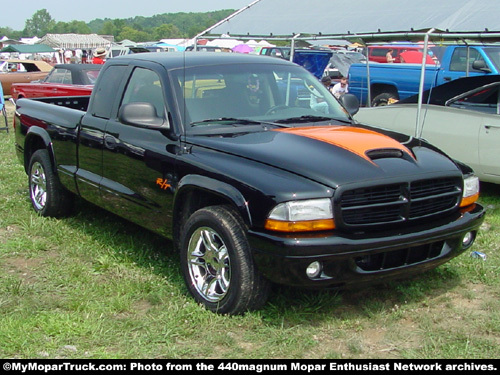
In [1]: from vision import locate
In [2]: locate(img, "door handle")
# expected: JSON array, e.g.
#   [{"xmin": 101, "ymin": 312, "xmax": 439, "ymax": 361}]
[
  {"xmin": 104, "ymin": 135, "xmax": 118, "ymax": 149},
  {"xmin": 484, "ymin": 124, "xmax": 500, "ymax": 129}
]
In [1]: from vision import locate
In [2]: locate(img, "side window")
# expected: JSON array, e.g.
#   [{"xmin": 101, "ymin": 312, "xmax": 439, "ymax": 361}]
[
  {"xmin": 121, "ymin": 67, "xmax": 166, "ymax": 119},
  {"xmin": 61, "ymin": 70, "xmax": 72, "ymax": 84},
  {"xmin": 371, "ymin": 48, "xmax": 388, "ymax": 57},
  {"xmin": 470, "ymin": 49, "xmax": 485, "ymax": 71},
  {"xmin": 92, "ymin": 65, "xmax": 127, "ymax": 119},
  {"xmin": 46, "ymin": 69, "xmax": 67, "ymax": 83},
  {"xmin": 450, "ymin": 48, "xmax": 484, "ymax": 72}
]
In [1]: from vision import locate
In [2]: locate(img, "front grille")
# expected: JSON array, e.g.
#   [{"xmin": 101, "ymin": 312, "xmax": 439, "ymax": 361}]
[
  {"xmin": 338, "ymin": 177, "xmax": 462, "ymax": 229},
  {"xmin": 355, "ymin": 241, "xmax": 444, "ymax": 271}
]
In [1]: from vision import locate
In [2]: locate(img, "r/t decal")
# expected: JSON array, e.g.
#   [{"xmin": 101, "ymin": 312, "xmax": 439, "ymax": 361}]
[{"xmin": 156, "ymin": 178, "xmax": 171, "ymax": 190}]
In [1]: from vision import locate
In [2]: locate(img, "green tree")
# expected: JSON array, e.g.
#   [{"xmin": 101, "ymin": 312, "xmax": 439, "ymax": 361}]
[
  {"xmin": 50, "ymin": 21, "xmax": 91, "ymax": 34},
  {"xmin": 0, "ymin": 27, "xmax": 23, "ymax": 40},
  {"xmin": 24, "ymin": 9, "xmax": 55, "ymax": 37},
  {"xmin": 99, "ymin": 21, "xmax": 118, "ymax": 37},
  {"xmin": 117, "ymin": 26, "xmax": 150, "ymax": 43},
  {"xmin": 153, "ymin": 24, "xmax": 183, "ymax": 40}
]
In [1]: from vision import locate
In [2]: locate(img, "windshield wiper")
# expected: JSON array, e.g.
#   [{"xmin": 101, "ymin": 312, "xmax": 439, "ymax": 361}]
[
  {"xmin": 191, "ymin": 118, "xmax": 259, "ymax": 126},
  {"xmin": 275, "ymin": 115, "xmax": 351, "ymax": 125},
  {"xmin": 190, "ymin": 117, "xmax": 290, "ymax": 128}
]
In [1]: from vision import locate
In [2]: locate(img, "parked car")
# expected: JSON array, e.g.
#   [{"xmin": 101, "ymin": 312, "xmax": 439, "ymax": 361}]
[
  {"xmin": 11, "ymin": 64, "xmax": 102, "ymax": 100},
  {"xmin": 107, "ymin": 46, "xmax": 150, "ymax": 58},
  {"xmin": 259, "ymin": 46, "xmax": 292, "ymax": 59},
  {"xmin": 354, "ymin": 75, "xmax": 500, "ymax": 184},
  {"xmin": 0, "ymin": 59, "xmax": 53, "ymax": 96},
  {"xmin": 367, "ymin": 44, "xmax": 435, "ymax": 64},
  {"xmin": 185, "ymin": 45, "xmax": 225, "ymax": 52}
]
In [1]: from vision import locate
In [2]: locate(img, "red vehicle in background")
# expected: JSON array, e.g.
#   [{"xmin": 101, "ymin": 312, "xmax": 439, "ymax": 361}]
[
  {"xmin": 368, "ymin": 45, "xmax": 435, "ymax": 64},
  {"xmin": 11, "ymin": 64, "xmax": 102, "ymax": 100}
]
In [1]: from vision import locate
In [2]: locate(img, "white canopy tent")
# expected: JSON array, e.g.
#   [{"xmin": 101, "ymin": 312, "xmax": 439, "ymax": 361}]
[{"xmin": 206, "ymin": 0, "xmax": 500, "ymax": 38}]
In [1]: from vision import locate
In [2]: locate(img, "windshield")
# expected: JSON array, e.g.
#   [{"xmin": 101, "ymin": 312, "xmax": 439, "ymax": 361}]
[{"xmin": 172, "ymin": 63, "xmax": 350, "ymax": 132}]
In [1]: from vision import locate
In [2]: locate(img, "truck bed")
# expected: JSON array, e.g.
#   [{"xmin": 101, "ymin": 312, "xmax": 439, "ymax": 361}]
[{"xmin": 33, "ymin": 95, "xmax": 91, "ymax": 112}]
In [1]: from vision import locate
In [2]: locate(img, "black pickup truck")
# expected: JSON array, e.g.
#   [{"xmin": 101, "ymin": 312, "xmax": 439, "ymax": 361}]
[{"xmin": 14, "ymin": 52, "xmax": 485, "ymax": 314}]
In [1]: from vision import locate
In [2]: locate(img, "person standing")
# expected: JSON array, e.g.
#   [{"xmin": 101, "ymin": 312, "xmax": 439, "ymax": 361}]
[
  {"xmin": 386, "ymin": 49, "xmax": 395, "ymax": 63},
  {"xmin": 92, "ymin": 48, "xmax": 107, "ymax": 64}
]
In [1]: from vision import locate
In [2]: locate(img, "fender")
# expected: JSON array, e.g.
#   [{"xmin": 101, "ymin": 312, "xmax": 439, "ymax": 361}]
[
  {"xmin": 23, "ymin": 126, "xmax": 56, "ymax": 173},
  {"xmin": 371, "ymin": 78, "xmax": 399, "ymax": 89},
  {"xmin": 174, "ymin": 174, "xmax": 252, "ymax": 226}
]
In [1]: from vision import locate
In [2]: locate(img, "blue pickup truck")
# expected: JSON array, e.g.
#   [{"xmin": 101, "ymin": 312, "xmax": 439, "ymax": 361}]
[{"xmin": 348, "ymin": 45, "xmax": 500, "ymax": 106}]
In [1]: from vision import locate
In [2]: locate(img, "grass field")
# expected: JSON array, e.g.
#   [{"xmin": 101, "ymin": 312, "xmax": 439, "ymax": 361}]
[{"xmin": 0, "ymin": 100, "xmax": 499, "ymax": 359}]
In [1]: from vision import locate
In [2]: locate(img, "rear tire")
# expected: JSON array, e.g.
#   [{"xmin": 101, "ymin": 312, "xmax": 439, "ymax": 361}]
[
  {"xmin": 179, "ymin": 205, "xmax": 270, "ymax": 314},
  {"xmin": 371, "ymin": 92, "xmax": 398, "ymax": 106},
  {"xmin": 28, "ymin": 149, "xmax": 74, "ymax": 217}
]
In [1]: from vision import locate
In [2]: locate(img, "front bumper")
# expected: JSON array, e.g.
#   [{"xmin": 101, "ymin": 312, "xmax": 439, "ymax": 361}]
[{"xmin": 248, "ymin": 204, "xmax": 485, "ymax": 288}]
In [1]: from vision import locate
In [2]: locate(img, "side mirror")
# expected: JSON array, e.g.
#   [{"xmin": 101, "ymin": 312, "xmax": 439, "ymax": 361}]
[
  {"xmin": 472, "ymin": 60, "xmax": 492, "ymax": 73},
  {"xmin": 340, "ymin": 93, "xmax": 360, "ymax": 116},
  {"xmin": 118, "ymin": 102, "xmax": 166, "ymax": 128}
]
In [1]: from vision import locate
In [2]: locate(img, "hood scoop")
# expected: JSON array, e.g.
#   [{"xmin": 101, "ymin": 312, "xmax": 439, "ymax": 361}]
[
  {"xmin": 366, "ymin": 148, "xmax": 405, "ymax": 161},
  {"xmin": 274, "ymin": 126, "xmax": 415, "ymax": 164}
]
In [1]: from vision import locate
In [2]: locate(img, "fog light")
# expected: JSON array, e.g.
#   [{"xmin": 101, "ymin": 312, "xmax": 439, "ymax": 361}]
[
  {"xmin": 306, "ymin": 261, "xmax": 322, "ymax": 279},
  {"xmin": 462, "ymin": 232, "xmax": 475, "ymax": 248}
]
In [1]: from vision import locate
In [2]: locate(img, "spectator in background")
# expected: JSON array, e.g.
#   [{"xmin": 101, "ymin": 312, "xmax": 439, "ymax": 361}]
[
  {"xmin": 331, "ymin": 76, "xmax": 348, "ymax": 98},
  {"xmin": 69, "ymin": 50, "xmax": 78, "ymax": 64},
  {"xmin": 64, "ymin": 49, "xmax": 72, "ymax": 63},
  {"xmin": 321, "ymin": 76, "xmax": 332, "ymax": 90},
  {"xmin": 92, "ymin": 48, "xmax": 107, "ymax": 64},
  {"xmin": 386, "ymin": 49, "xmax": 395, "ymax": 63}
]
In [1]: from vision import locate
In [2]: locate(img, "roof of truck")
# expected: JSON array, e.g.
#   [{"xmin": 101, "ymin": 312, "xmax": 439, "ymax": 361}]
[{"xmin": 109, "ymin": 52, "xmax": 293, "ymax": 70}]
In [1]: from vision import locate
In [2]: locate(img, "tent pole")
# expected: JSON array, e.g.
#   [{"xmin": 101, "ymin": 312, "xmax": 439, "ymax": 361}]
[
  {"xmin": 416, "ymin": 28, "xmax": 434, "ymax": 138},
  {"xmin": 290, "ymin": 33, "xmax": 301, "ymax": 62},
  {"xmin": 193, "ymin": 0, "xmax": 262, "ymax": 40},
  {"xmin": 361, "ymin": 39, "xmax": 371, "ymax": 107}
]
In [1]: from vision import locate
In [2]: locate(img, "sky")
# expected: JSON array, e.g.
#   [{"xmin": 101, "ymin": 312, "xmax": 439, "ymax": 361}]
[{"xmin": 1, "ymin": 0, "xmax": 253, "ymax": 32}]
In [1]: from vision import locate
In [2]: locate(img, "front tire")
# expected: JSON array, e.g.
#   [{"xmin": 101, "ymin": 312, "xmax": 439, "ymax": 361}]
[
  {"xmin": 179, "ymin": 205, "xmax": 270, "ymax": 314},
  {"xmin": 28, "ymin": 149, "xmax": 74, "ymax": 217}
]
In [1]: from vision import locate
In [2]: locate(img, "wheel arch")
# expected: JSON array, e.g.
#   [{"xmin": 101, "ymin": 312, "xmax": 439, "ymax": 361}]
[
  {"xmin": 172, "ymin": 174, "xmax": 251, "ymax": 247},
  {"xmin": 23, "ymin": 128, "xmax": 55, "ymax": 173},
  {"xmin": 371, "ymin": 82, "xmax": 399, "ymax": 100}
]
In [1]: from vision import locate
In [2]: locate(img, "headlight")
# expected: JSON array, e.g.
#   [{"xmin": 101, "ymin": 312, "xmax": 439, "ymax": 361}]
[
  {"xmin": 460, "ymin": 175, "xmax": 480, "ymax": 207},
  {"xmin": 264, "ymin": 198, "xmax": 335, "ymax": 232}
]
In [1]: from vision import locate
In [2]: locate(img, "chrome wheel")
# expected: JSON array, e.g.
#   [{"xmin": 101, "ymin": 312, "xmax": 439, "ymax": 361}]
[
  {"xmin": 180, "ymin": 206, "xmax": 270, "ymax": 314},
  {"xmin": 187, "ymin": 226, "xmax": 231, "ymax": 303},
  {"xmin": 30, "ymin": 161, "xmax": 47, "ymax": 211}
]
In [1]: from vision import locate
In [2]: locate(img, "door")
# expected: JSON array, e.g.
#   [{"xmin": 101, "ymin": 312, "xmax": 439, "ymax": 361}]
[
  {"xmin": 76, "ymin": 64, "xmax": 128, "ymax": 206},
  {"xmin": 100, "ymin": 65, "xmax": 179, "ymax": 237},
  {"xmin": 448, "ymin": 82, "xmax": 500, "ymax": 181},
  {"xmin": 479, "ymin": 115, "xmax": 500, "ymax": 179},
  {"xmin": 478, "ymin": 84, "xmax": 500, "ymax": 179},
  {"xmin": 440, "ymin": 47, "xmax": 489, "ymax": 84}
]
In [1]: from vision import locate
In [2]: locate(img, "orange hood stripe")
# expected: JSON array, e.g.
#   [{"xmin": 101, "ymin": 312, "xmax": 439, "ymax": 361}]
[{"xmin": 273, "ymin": 126, "xmax": 414, "ymax": 163}]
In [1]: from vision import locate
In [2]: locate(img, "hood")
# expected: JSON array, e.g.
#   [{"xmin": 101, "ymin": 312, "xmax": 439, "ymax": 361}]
[{"xmin": 188, "ymin": 125, "xmax": 461, "ymax": 188}]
